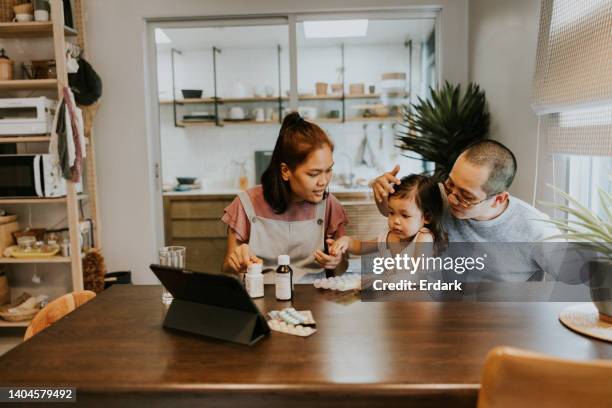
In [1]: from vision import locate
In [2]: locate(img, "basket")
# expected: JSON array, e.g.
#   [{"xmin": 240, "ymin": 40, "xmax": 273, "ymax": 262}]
[
  {"xmin": 12, "ymin": 1, "xmax": 32, "ymax": 15},
  {"xmin": 315, "ymin": 82, "xmax": 328, "ymax": 96},
  {"xmin": 0, "ymin": 292, "xmax": 39, "ymax": 322},
  {"xmin": 0, "ymin": 0, "xmax": 27, "ymax": 22},
  {"xmin": 349, "ymin": 83, "xmax": 365, "ymax": 96}
]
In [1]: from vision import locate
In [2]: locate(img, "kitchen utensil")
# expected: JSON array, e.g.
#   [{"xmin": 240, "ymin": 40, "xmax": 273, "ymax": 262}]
[
  {"xmin": 12, "ymin": 12, "xmax": 32, "ymax": 21},
  {"xmin": 13, "ymin": 228, "xmax": 46, "ymax": 242},
  {"xmin": 252, "ymin": 85, "xmax": 265, "ymax": 97},
  {"xmin": 176, "ymin": 177, "xmax": 197, "ymax": 185},
  {"xmin": 0, "ymin": 49, "xmax": 12, "ymax": 81},
  {"xmin": 298, "ymin": 106, "xmax": 317, "ymax": 120},
  {"xmin": 181, "ymin": 89, "xmax": 202, "ymax": 99},
  {"xmin": 265, "ymin": 107, "xmax": 275, "ymax": 121},
  {"xmin": 331, "ymin": 83, "xmax": 343, "ymax": 94},
  {"xmin": 253, "ymin": 108, "xmax": 265, "ymax": 122},
  {"xmin": 232, "ymin": 79, "xmax": 246, "ymax": 98},
  {"xmin": 34, "ymin": 8, "xmax": 48, "ymax": 21},
  {"xmin": 5, "ymin": 244, "xmax": 60, "ymax": 258},
  {"xmin": 378, "ymin": 123, "xmax": 385, "ymax": 150},
  {"xmin": 315, "ymin": 82, "xmax": 328, "ymax": 95},
  {"xmin": 349, "ymin": 83, "xmax": 365, "ymax": 96},
  {"xmin": 158, "ymin": 246, "xmax": 185, "ymax": 305},
  {"xmin": 327, "ymin": 110, "xmax": 340, "ymax": 119},
  {"xmin": 0, "ymin": 219, "xmax": 17, "ymax": 253},
  {"xmin": 229, "ymin": 106, "xmax": 245, "ymax": 120},
  {"xmin": 30, "ymin": 59, "xmax": 56, "ymax": 79},
  {"xmin": 357, "ymin": 124, "xmax": 376, "ymax": 168}
]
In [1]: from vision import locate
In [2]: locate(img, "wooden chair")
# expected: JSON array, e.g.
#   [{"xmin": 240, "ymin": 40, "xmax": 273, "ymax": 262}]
[
  {"xmin": 24, "ymin": 290, "xmax": 96, "ymax": 341},
  {"xmin": 478, "ymin": 346, "xmax": 612, "ymax": 408}
]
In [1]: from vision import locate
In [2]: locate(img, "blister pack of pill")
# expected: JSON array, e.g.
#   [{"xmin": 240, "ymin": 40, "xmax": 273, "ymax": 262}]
[
  {"xmin": 313, "ymin": 275, "xmax": 361, "ymax": 292},
  {"xmin": 267, "ymin": 308, "xmax": 317, "ymax": 337},
  {"xmin": 267, "ymin": 320, "xmax": 316, "ymax": 337}
]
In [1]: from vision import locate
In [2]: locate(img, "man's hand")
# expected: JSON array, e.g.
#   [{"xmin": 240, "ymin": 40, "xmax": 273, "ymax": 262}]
[
  {"xmin": 371, "ymin": 165, "xmax": 401, "ymax": 203},
  {"xmin": 314, "ymin": 239, "xmax": 344, "ymax": 269}
]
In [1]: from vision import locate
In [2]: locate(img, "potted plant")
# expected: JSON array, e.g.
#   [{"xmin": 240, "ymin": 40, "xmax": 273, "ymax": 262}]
[
  {"xmin": 539, "ymin": 182, "xmax": 612, "ymax": 322},
  {"xmin": 395, "ymin": 81, "xmax": 490, "ymax": 182}
]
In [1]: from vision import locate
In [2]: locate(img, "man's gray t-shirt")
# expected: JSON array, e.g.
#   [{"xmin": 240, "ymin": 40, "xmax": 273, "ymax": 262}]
[{"xmin": 439, "ymin": 186, "xmax": 560, "ymax": 281}]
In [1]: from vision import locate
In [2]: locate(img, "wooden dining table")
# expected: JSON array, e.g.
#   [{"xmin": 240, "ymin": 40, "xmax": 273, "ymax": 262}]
[{"xmin": 0, "ymin": 284, "xmax": 609, "ymax": 407}]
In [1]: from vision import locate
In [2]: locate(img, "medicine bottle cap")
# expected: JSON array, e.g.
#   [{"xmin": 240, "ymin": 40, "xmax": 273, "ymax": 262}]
[
  {"xmin": 278, "ymin": 255, "xmax": 290, "ymax": 266},
  {"xmin": 247, "ymin": 263, "xmax": 263, "ymax": 274}
]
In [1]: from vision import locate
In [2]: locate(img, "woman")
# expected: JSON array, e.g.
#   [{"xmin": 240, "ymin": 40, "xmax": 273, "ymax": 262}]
[{"xmin": 222, "ymin": 112, "xmax": 348, "ymax": 282}]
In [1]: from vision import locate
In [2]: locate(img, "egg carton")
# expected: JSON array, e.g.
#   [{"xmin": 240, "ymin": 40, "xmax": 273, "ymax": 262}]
[{"xmin": 313, "ymin": 275, "xmax": 361, "ymax": 292}]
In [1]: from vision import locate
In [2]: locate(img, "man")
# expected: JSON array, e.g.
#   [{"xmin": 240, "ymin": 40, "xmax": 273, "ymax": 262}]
[{"xmin": 371, "ymin": 140, "xmax": 560, "ymax": 281}]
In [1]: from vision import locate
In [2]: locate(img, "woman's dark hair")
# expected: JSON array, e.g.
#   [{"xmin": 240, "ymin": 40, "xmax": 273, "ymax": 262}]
[
  {"xmin": 261, "ymin": 112, "xmax": 334, "ymax": 213},
  {"xmin": 388, "ymin": 174, "xmax": 448, "ymax": 253}
]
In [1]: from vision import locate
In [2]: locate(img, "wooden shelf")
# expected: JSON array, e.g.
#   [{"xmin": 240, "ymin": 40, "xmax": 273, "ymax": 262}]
[
  {"xmin": 0, "ymin": 135, "xmax": 51, "ymax": 143},
  {"xmin": 0, "ymin": 319, "xmax": 30, "ymax": 327},
  {"xmin": 0, "ymin": 79, "xmax": 58, "ymax": 90},
  {"xmin": 0, "ymin": 256, "xmax": 71, "ymax": 264},
  {"xmin": 177, "ymin": 120, "xmax": 280, "ymax": 127},
  {"xmin": 0, "ymin": 194, "xmax": 88, "ymax": 205},
  {"xmin": 299, "ymin": 94, "xmax": 342, "ymax": 101},
  {"xmin": 346, "ymin": 116, "xmax": 400, "ymax": 122},
  {"xmin": 161, "ymin": 96, "xmax": 288, "ymax": 105},
  {"xmin": 0, "ymin": 22, "xmax": 77, "ymax": 38}
]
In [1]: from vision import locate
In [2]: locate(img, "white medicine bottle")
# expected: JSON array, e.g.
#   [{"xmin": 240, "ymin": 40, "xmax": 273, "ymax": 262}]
[{"xmin": 245, "ymin": 262, "xmax": 264, "ymax": 298}]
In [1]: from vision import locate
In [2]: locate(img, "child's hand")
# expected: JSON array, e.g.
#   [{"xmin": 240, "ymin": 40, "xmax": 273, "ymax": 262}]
[{"xmin": 329, "ymin": 236, "xmax": 351, "ymax": 256}]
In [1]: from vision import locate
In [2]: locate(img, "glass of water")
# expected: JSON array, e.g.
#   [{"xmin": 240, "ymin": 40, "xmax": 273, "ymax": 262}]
[{"xmin": 158, "ymin": 246, "xmax": 186, "ymax": 305}]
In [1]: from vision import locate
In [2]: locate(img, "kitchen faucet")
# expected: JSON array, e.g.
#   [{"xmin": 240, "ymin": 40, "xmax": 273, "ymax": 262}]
[{"xmin": 336, "ymin": 153, "xmax": 355, "ymax": 188}]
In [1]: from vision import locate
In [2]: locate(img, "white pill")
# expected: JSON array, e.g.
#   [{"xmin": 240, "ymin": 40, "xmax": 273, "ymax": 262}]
[
  {"xmin": 337, "ymin": 282, "xmax": 346, "ymax": 291},
  {"xmin": 314, "ymin": 279, "xmax": 322, "ymax": 288},
  {"xmin": 321, "ymin": 280, "xmax": 330, "ymax": 289}
]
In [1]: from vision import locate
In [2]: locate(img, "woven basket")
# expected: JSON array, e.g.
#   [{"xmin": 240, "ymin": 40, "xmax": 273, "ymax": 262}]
[{"xmin": 0, "ymin": 0, "xmax": 28, "ymax": 22}]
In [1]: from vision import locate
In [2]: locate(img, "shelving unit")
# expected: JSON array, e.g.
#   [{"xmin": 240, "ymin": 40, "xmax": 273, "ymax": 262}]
[
  {"xmin": 0, "ymin": 194, "xmax": 88, "ymax": 205},
  {"xmin": 164, "ymin": 41, "xmax": 408, "ymax": 127},
  {"xmin": 0, "ymin": 21, "xmax": 77, "ymax": 37},
  {"xmin": 0, "ymin": 0, "xmax": 101, "ymax": 328},
  {"xmin": 0, "ymin": 320, "xmax": 30, "ymax": 327},
  {"xmin": 0, "ymin": 78, "xmax": 57, "ymax": 90}
]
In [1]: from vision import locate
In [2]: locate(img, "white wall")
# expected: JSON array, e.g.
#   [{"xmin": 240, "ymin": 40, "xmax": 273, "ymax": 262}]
[
  {"xmin": 86, "ymin": 0, "xmax": 468, "ymax": 284},
  {"xmin": 158, "ymin": 42, "xmax": 427, "ymax": 189},
  {"xmin": 468, "ymin": 0, "xmax": 547, "ymax": 205}
]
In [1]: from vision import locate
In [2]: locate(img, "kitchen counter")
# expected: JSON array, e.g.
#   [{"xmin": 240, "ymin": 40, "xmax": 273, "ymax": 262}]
[
  {"xmin": 163, "ymin": 186, "xmax": 375, "ymax": 198},
  {"xmin": 0, "ymin": 284, "xmax": 608, "ymax": 407}
]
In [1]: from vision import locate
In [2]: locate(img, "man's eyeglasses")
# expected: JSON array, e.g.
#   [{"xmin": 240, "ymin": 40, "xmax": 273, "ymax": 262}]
[{"xmin": 442, "ymin": 178, "xmax": 496, "ymax": 208}]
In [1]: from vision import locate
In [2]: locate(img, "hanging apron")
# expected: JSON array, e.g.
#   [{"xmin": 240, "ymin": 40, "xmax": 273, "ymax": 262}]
[{"xmin": 238, "ymin": 191, "xmax": 326, "ymax": 284}]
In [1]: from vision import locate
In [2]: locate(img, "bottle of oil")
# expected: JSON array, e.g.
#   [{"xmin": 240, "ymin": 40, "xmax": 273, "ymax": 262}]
[{"xmin": 275, "ymin": 255, "xmax": 293, "ymax": 301}]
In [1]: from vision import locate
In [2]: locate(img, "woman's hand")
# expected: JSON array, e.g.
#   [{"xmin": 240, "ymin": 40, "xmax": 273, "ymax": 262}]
[
  {"xmin": 314, "ymin": 239, "xmax": 344, "ymax": 269},
  {"xmin": 227, "ymin": 243, "xmax": 262, "ymax": 274},
  {"xmin": 370, "ymin": 165, "xmax": 401, "ymax": 203},
  {"xmin": 329, "ymin": 236, "xmax": 351, "ymax": 256}
]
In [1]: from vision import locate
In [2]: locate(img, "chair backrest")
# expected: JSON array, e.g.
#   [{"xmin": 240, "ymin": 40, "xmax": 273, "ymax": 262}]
[
  {"xmin": 24, "ymin": 290, "xmax": 96, "ymax": 341},
  {"xmin": 478, "ymin": 346, "xmax": 612, "ymax": 408}
]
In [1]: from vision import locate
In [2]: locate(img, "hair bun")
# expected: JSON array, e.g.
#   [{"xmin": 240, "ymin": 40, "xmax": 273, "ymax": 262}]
[{"xmin": 282, "ymin": 111, "xmax": 304, "ymax": 126}]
